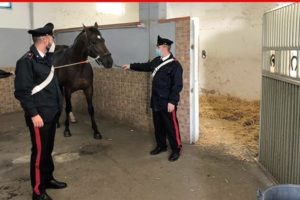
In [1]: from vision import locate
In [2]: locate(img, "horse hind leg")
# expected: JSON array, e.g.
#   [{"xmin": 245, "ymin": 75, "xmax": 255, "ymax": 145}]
[
  {"xmin": 69, "ymin": 111, "xmax": 77, "ymax": 123},
  {"xmin": 56, "ymin": 85, "xmax": 64, "ymax": 128},
  {"xmin": 64, "ymin": 89, "xmax": 72, "ymax": 137},
  {"xmin": 60, "ymin": 85, "xmax": 77, "ymax": 124},
  {"xmin": 84, "ymin": 87, "xmax": 102, "ymax": 139},
  {"xmin": 56, "ymin": 111, "xmax": 62, "ymax": 128}
]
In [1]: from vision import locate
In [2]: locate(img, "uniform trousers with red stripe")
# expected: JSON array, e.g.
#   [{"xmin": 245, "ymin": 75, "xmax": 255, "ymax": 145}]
[
  {"xmin": 27, "ymin": 117, "xmax": 57, "ymax": 195},
  {"xmin": 152, "ymin": 109, "xmax": 182, "ymax": 152}
]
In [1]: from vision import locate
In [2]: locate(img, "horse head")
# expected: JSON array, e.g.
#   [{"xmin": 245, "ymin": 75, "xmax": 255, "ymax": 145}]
[{"xmin": 83, "ymin": 22, "xmax": 113, "ymax": 68}]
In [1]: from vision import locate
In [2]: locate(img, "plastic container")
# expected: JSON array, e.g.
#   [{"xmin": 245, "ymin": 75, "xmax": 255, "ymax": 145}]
[{"xmin": 257, "ymin": 184, "xmax": 300, "ymax": 200}]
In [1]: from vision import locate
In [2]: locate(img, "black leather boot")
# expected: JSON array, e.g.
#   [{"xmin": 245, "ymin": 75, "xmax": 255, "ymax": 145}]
[
  {"xmin": 168, "ymin": 151, "xmax": 180, "ymax": 162},
  {"xmin": 150, "ymin": 146, "xmax": 167, "ymax": 155},
  {"xmin": 32, "ymin": 192, "xmax": 53, "ymax": 200},
  {"xmin": 45, "ymin": 179, "xmax": 67, "ymax": 189}
]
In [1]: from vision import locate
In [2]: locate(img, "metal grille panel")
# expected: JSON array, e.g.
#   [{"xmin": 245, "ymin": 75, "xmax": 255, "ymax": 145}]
[{"xmin": 260, "ymin": 3, "xmax": 300, "ymax": 183}]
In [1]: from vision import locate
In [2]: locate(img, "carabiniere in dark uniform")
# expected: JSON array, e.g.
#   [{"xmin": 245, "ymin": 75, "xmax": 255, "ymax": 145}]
[
  {"xmin": 129, "ymin": 35, "xmax": 183, "ymax": 161},
  {"xmin": 14, "ymin": 23, "xmax": 66, "ymax": 200},
  {"xmin": 131, "ymin": 53, "xmax": 183, "ymax": 112},
  {"xmin": 15, "ymin": 45, "xmax": 62, "ymax": 123}
]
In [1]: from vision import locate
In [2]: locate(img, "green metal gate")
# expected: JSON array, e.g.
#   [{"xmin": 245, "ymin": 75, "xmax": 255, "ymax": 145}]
[{"xmin": 260, "ymin": 3, "xmax": 300, "ymax": 183}]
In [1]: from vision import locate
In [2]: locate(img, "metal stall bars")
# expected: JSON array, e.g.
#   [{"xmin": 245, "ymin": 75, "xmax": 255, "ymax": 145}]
[{"xmin": 260, "ymin": 3, "xmax": 300, "ymax": 184}]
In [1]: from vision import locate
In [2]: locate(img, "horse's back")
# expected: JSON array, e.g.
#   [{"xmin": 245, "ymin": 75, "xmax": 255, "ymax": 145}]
[{"xmin": 55, "ymin": 45, "xmax": 68, "ymax": 52}]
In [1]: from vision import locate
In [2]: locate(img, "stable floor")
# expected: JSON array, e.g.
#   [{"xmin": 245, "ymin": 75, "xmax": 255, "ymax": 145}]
[{"xmin": 0, "ymin": 112, "xmax": 273, "ymax": 200}]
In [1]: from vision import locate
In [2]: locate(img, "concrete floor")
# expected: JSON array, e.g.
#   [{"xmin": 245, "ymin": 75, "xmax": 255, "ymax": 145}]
[{"xmin": 0, "ymin": 112, "xmax": 274, "ymax": 200}]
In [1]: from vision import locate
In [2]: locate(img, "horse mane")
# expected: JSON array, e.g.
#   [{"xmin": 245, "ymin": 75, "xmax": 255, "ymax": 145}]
[
  {"xmin": 74, "ymin": 26, "xmax": 100, "ymax": 43},
  {"xmin": 74, "ymin": 29, "xmax": 85, "ymax": 42}
]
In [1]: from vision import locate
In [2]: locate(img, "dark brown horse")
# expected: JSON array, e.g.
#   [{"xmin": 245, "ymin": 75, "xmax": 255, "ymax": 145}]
[{"xmin": 54, "ymin": 22, "xmax": 113, "ymax": 139}]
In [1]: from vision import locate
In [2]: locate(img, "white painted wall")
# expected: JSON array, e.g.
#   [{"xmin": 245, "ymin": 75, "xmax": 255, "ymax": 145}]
[
  {"xmin": 0, "ymin": 3, "xmax": 30, "ymax": 29},
  {"xmin": 0, "ymin": 3, "xmax": 281, "ymax": 100},
  {"xmin": 167, "ymin": 3, "xmax": 278, "ymax": 100},
  {"xmin": 33, "ymin": 3, "xmax": 139, "ymax": 29}
]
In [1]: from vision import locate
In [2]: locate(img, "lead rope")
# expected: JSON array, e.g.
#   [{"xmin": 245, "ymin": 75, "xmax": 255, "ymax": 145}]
[
  {"xmin": 31, "ymin": 56, "xmax": 100, "ymax": 95},
  {"xmin": 54, "ymin": 56, "xmax": 100, "ymax": 69}
]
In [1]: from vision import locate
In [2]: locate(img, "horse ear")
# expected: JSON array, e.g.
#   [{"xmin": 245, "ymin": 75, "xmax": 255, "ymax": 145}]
[
  {"xmin": 94, "ymin": 22, "xmax": 98, "ymax": 28},
  {"xmin": 82, "ymin": 24, "xmax": 87, "ymax": 30}
]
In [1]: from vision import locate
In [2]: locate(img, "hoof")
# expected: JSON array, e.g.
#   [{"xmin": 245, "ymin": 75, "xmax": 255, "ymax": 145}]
[
  {"xmin": 94, "ymin": 132, "xmax": 102, "ymax": 140},
  {"xmin": 64, "ymin": 130, "xmax": 72, "ymax": 137}
]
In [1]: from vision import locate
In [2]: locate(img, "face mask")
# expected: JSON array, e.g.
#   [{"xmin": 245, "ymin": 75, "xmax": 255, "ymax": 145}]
[{"xmin": 155, "ymin": 48, "xmax": 162, "ymax": 57}]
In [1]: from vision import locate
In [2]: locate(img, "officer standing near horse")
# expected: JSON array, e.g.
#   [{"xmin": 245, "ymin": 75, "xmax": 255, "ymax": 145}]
[
  {"xmin": 14, "ymin": 23, "xmax": 67, "ymax": 200},
  {"xmin": 123, "ymin": 35, "xmax": 183, "ymax": 162}
]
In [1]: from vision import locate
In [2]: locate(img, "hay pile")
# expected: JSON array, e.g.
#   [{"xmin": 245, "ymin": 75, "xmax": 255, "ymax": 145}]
[{"xmin": 199, "ymin": 94, "xmax": 260, "ymax": 160}]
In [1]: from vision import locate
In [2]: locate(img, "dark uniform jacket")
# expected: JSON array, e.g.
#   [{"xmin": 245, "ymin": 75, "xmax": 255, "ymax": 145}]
[
  {"xmin": 14, "ymin": 45, "xmax": 62, "ymax": 124},
  {"xmin": 130, "ymin": 53, "xmax": 183, "ymax": 111}
]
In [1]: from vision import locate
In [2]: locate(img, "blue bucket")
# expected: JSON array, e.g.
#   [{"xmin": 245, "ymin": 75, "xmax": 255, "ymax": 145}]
[{"xmin": 257, "ymin": 184, "xmax": 300, "ymax": 200}]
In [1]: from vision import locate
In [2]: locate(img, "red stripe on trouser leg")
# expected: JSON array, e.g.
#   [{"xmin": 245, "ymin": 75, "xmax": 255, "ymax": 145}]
[
  {"xmin": 33, "ymin": 127, "xmax": 42, "ymax": 195},
  {"xmin": 172, "ymin": 110, "xmax": 182, "ymax": 148}
]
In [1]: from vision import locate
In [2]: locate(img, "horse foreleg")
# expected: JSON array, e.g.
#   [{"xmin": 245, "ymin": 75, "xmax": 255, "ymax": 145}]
[
  {"xmin": 84, "ymin": 87, "xmax": 102, "ymax": 139},
  {"xmin": 64, "ymin": 89, "xmax": 72, "ymax": 137}
]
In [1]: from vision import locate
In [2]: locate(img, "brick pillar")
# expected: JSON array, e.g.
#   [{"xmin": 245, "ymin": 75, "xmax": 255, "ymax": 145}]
[{"xmin": 175, "ymin": 18, "xmax": 191, "ymax": 143}]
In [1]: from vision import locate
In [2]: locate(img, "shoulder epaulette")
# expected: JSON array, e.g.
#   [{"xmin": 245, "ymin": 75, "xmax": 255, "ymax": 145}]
[
  {"xmin": 23, "ymin": 52, "xmax": 34, "ymax": 60},
  {"xmin": 27, "ymin": 52, "xmax": 33, "ymax": 59}
]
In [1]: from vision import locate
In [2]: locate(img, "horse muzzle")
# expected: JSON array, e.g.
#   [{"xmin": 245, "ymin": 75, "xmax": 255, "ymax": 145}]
[{"xmin": 96, "ymin": 52, "xmax": 113, "ymax": 68}]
